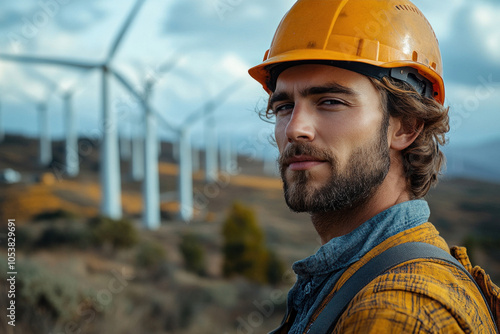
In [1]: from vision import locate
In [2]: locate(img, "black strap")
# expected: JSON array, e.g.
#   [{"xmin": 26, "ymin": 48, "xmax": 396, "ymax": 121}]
[
  {"xmin": 307, "ymin": 242, "xmax": 498, "ymax": 334},
  {"xmin": 267, "ymin": 60, "xmax": 435, "ymax": 99}
]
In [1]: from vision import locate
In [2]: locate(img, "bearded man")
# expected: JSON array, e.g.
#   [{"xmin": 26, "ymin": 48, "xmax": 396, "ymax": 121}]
[{"xmin": 248, "ymin": 0, "xmax": 499, "ymax": 333}]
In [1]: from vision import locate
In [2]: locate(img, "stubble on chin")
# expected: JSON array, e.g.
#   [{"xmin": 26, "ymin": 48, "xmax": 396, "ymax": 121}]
[
  {"xmin": 279, "ymin": 139, "xmax": 390, "ymax": 214},
  {"xmin": 282, "ymin": 169, "xmax": 315, "ymax": 212}
]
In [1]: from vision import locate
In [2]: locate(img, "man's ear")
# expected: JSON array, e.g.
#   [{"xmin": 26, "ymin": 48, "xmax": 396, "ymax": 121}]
[{"xmin": 389, "ymin": 117, "xmax": 423, "ymax": 151}]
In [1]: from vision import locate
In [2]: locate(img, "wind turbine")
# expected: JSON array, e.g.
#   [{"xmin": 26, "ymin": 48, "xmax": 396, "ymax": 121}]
[
  {"xmin": 165, "ymin": 68, "xmax": 218, "ymax": 184},
  {"xmin": 204, "ymin": 102, "xmax": 219, "ymax": 183},
  {"xmin": 0, "ymin": 0, "xmax": 147, "ymax": 220},
  {"xmin": 37, "ymin": 101, "xmax": 51, "ymax": 166},
  {"xmin": 220, "ymin": 133, "xmax": 238, "ymax": 175},
  {"xmin": 25, "ymin": 67, "xmax": 94, "ymax": 177},
  {"xmin": 130, "ymin": 115, "xmax": 145, "ymax": 181},
  {"xmin": 111, "ymin": 68, "xmax": 178, "ymax": 229},
  {"xmin": 6, "ymin": 84, "xmax": 52, "ymax": 166},
  {"xmin": 61, "ymin": 89, "xmax": 78, "ymax": 177},
  {"xmin": 176, "ymin": 80, "xmax": 245, "ymax": 221},
  {"xmin": 119, "ymin": 120, "xmax": 132, "ymax": 161}
]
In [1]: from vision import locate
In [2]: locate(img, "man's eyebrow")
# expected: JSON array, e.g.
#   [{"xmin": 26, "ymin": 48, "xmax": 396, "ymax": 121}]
[
  {"xmin": 269, "ymin": 91, "xmax": 292, "ymax": 107},
  {"xmin": 269, "ymin": 82, "xmax": 359, "ymax": 106},
  {"xmin": 300, "ymin": 83, "xmax": 358, "ymax": 97}
]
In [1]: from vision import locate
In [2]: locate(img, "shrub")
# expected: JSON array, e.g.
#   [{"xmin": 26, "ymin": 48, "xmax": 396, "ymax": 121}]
[
  {"xmin": 0, "ymin": 258, "xmax": 99, "ymax": 333},
  {"xmin": 179, "ymin": 232, "xmax": 206, "ymax": 275},
  {"xmin": 88, "ymin": 216, "xmax": 139, "ymax": 250},
  {"xmin": 33, "ymin": 209, "xmax": 77, "ymax": 221},
  {"xmin": 222, "ymin": 202, "xmax": 283, "ymax": 284},
  {"xmin": 35, "ymin": 224, "xmax": 90, "ymax": 249},
  {"xmin": 136, "ymin": 241, "xmax": 167, "ymax": 269},
  {"xmin": 266, "ymin": 250, "xmax": 286, "ymax": 286}
]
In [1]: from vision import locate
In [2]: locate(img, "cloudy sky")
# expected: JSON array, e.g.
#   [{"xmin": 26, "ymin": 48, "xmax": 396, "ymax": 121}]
[{"xmin": 0, "ymin": 0, "xmax": 499, "ymax": 157}]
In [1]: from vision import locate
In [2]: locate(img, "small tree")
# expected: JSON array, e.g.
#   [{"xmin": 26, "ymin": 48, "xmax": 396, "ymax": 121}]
[
  {"xmin": 136, "ymin": 241, "xmax": 166, "ymax": 269},
  {"xmin": 88, "ymin": 216, "xmax": 139, "ymax": 250},
  {"xmin": 266, "ymin": 250, "xmax": 286, "ymax": 286},
  {"xmin": 179, "ymin": 232, "xmax": 206, "ymax": 276},
  {"xmin": 222, "ymin": 202, "xmax": 279, "ymax": 284}
]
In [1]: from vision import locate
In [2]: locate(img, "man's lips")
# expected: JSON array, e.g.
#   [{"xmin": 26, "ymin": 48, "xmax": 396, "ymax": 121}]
[{"xmin": 285, "ymin": 155, "xmax": 327, "ymax": 171}]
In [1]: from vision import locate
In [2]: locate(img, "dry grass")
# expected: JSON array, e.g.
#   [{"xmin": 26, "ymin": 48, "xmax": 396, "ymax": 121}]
[{"xmin": 1, "ymin": 135, "xmax": 499, "ymax": 333}]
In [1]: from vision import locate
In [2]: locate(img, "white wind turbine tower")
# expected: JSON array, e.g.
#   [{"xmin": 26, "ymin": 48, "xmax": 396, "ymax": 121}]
[
  {"xmin": 37, "ymin": 100, "xmax": 51, "ymax": 166},
  {"xmin": 131, "ymin": 115, "xmax": 145, "ymax": 181},
  {"xmin": 166, "ymin": 69, "xmax": 218, "ymax": 184},
  {"xmin": 59, "ymin": 74, "xmax": 93, "ymax": 177},
  {"xmin": 0, "ymin": 0, "xmax": 147, "ymax": 220},
  {"xmin": 21, "ymin": 70, "xmax": 55, "ymax": 167},
  {"xmin": 204, "ymin": 101, "xmax": 219, "ymax": 183},
  {"xmin": 8, "ymin": 85, "xmax": 52, "ymax": 166},
  {"xmin": 111, "ymin": 68, "xmax": 177, "ymax": 229},
  {"xmin": 176, "ymin": 80, "xmax": 244, "ymax": 221},
  {"xmin": 140, "ymin": 58, "xmax": 180, "ymax": 228},
  {"xmin": 26, "ymin": 68, "xmax": 94, "ymax": 177}
]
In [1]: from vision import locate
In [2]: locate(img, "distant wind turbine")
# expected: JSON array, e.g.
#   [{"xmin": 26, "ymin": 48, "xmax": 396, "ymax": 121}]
[
  {"xmin": 37, "ymin": 101, "xmax": 51, "ymax": 166},
  {"xmin": 7, "ymin": 87, "xmax": 52, "ymax": 167},
  {"xmin": 111, "ymin": 68, "xmax": 177, "ymax": 229},
  {"xmin": 0, "ymin": 0, "xmax": 147, "ymax": 220},
  {"xmin": 24, "ymin": 67, "xmax": 94, "ymax": 177},
  {"xmin": 177, "ymin": 80, "xmax": 245, "ymax": 221}
]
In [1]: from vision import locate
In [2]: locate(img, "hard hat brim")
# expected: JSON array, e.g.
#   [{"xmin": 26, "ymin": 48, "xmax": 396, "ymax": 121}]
[{"xmin": 248, "ymin": 49, "xmax": 445, "ymax": 104}]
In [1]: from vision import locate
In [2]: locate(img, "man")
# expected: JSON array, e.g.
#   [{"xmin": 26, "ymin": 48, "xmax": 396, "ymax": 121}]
[{"xmin": 248, "ymin": 0, "xmax": 499, "ymax": 333}]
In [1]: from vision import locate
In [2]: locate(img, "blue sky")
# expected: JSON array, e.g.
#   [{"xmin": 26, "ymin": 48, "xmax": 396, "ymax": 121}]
[{"xmin": 0, "ymin": 0, "xmax": 499, "ymax": 156}]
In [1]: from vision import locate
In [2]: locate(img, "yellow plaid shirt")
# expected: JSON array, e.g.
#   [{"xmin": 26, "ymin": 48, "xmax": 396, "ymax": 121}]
[{"xmin": 284, "ymin": 223, "xmax": 499, "ymax": 333}]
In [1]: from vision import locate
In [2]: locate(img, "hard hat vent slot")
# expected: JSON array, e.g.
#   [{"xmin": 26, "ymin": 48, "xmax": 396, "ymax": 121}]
[
  {"xmin": 412, "ymin": 51, "xmax": 418, "ymax": 62},
  {"xmin": 394, "ymin": 4, "xmax": 424, "ymax": 18}
]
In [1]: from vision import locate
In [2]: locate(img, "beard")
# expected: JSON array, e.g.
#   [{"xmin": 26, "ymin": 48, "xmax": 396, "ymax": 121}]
[{"xmin": 278, "ymin": 118, "xmax": 391, "ymax": 213}]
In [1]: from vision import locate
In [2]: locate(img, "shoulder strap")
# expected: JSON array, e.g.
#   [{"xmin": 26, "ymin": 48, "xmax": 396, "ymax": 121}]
[{"xmin": 307, "ymin": 242, "xmax": 498, "ymax": 334}]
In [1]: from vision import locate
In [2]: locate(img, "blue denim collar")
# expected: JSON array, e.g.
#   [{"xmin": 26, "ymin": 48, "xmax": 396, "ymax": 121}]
[
  {"xmin": 292, "ymin": 199, "xmax": 430, "ymax": 277},
  {"xmin": 287, "ymin": 199, "xmax": 430, "ymax": 334}
]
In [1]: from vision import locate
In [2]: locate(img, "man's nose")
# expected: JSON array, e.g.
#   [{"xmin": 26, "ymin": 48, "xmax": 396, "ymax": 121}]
[{"xmin": 285, "ymin": 104, "xmax": 315, "ymax": 143}]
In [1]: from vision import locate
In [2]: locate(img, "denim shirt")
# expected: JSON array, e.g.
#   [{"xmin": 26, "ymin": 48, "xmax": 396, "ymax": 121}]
[{"xmin": 286, "ymin": 199, "xmax": 431, "ymax": 334}]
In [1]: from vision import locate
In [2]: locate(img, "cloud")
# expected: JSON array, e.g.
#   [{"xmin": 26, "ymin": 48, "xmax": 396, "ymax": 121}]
[
  {"xmin": 0, "ymin": 0, "xmax": 110, "ymax": 56},
  {"xmin": 161, "ymin": 0, "xmax": 293, "ymax": 64},
  {"xmin": 55, "ymin": 0, "xmax": 108, "ymax": 32},
  {"xmin": 439, "ymin": 1, "xmax": 500, "ymax": 85}
]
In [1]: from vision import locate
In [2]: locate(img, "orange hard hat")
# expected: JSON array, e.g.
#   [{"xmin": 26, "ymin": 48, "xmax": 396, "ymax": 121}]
[{"xmin": 248, "ymin": 0, "xmax": 445, "ymax": 104}]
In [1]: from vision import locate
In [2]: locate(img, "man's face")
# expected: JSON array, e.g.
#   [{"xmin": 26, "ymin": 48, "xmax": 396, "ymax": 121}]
[{"xmin": 271, "ymin": 64, "xmax": 391, "ymax": 213}]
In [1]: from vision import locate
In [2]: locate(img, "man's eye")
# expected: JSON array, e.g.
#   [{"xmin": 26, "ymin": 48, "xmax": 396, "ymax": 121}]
[
  {"xmin": 321, "ymin": 99, "xmax": 344, "ymax": 106},
  {"xmin": 273, "ymin": 103, "xmax": 293, "ymax": 114}
]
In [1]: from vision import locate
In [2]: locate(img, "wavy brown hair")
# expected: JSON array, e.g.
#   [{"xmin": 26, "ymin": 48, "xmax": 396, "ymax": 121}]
[{"xmin": 369, "ymin": 77, "xmax": 450, "ymax": 198}]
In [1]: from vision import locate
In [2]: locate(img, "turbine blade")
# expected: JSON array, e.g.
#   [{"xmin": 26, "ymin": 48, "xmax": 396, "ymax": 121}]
[
  {"xmin": 111, "ymin": 68, "xmax": 178, "ymax": 133},
  {"xmin": 152, "ymin": 108, "xmax": 178, "ymax": 134},
  {"xmin": 24, "ymin": 67, "xmax": 59, "ymax": 93},
  {"xmin": 106, "ymin": 0, "xmax": 147, "ymax": 62},
  {"xmin": 0, "ymin": 53, "xmax": 100, "ymax": 69},
  {"xmin": 110, "ymin": 68, "xmax": 144, "ymax": 102},
  {"xmin": 182, "ymin": 79, "xmax": 247, "ymax": 128}
]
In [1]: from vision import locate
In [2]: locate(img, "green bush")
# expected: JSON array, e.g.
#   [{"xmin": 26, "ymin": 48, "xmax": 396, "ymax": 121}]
[
  {"xmin": 179, "ymin": 232, "xmax": 206, "ymax": 275},
  {"xmin": 222, "ymin": 202, "xmax": 284, "ymax": 285},
  {"xmin": 88, "ymin": 216, "xmax": 139, "ymax": 250},
  {"xmin": 136, "ymin": 241, "xmax": 167, "ymax": 269},
  {"xmin": 266, "ymin": 250, "xmax": 286, "ymax": 286},
  {"xmin": 35, "ymin": 224, "xmax": 91, "ymax": 249},
  {"xmin": 0, "ymin": 258, "xmax": 99, "ymax": 333},
  {"xmin": 33, "ymin": 209, "xmax": 77, "ymax": 221}
]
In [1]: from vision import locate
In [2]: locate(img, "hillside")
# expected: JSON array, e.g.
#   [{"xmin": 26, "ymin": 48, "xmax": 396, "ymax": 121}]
[
  {"xmin": 444, "ymin": 138, "xmax": 500, "ymax": 183},
  {"xmin": 0, "ymin": 135, "xmax": 499, "ymax": 333}
]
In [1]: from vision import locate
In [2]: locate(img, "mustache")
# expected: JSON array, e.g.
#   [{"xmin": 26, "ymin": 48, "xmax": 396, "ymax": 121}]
[{"xmin": 278, "ymin": 143, "xmax": 334, "ymax": 166}]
